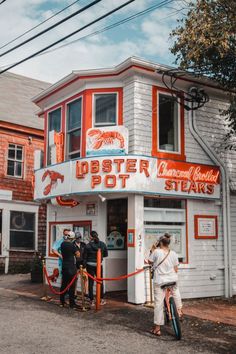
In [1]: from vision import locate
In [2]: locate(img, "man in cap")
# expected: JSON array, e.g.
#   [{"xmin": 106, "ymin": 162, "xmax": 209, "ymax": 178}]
[
  {"xmin": 52, "ymin": 228, "xmax": 70, "ymax": 275},
  {"xmin": 60, "ymin": 231, "xmax": 80, "ymax": 309},
  {"xmin": 73, "ymin": 232, "xmax": 88, "ymax": 298}
]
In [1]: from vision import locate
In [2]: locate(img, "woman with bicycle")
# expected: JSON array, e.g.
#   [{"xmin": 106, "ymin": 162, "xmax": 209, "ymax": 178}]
[{"xmin": 148, "ymin": 233, "xmax": 183, "ymax": 337}]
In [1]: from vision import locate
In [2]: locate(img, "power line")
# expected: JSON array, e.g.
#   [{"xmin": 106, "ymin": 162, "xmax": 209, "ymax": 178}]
[
  {"xmin": 39, "ymin": 0, "xmax": 175, "ymax": 58},
  {"xmin": 0, "ymin": 0, "xmax": 135, "ymax": 75},
  {"xmin": 0, "ymin": 0, "xmax": 82, "ymax": 51},
  {"xmin": 0, "ymin": 0, "xmax": 102, "ymax": 58},
  {"xmin": 0, "ymin": 0, "xmax": 7, "ymax": 5}
]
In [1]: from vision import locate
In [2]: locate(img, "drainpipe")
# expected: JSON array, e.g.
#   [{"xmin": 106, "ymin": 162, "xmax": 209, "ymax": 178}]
[{"xmin": 189, "ymin": 107, "xmax": 232, "ymax": 298}]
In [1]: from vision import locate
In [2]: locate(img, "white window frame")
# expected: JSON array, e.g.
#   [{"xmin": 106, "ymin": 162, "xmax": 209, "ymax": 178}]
[
  {"xmin": 47, "ymin": 106, "xmax": 62, "ymax": 165},
  {"xmin": 7, "ymin": 144, "xmax": 24, "ymax": 178},
  {"xmin": 157, "ymin": 92, "xmax": 181, "ymax": 154},
  {"xmin": 65, "ymin": 96, "xmax": 83, "ymax": 160},
  {"xmin": 92, "ymin": 92, "xmax": 118, "ymax": 127}
]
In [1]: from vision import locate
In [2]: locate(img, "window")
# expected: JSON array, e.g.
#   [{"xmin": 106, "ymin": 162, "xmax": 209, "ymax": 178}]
[
  {"xmin": 106, "ymin": 199, "xmax": 127, "ymax": 250},
  {"xmin": 67, "ymin": 98, "xmax": 82, "ymax": 159},
  {"xmin": 7, "ymin": 144, "xmax": 23, "ymax": 177},
  {"xmin": 47, "ymin": 108, "xmax": 61, "ymax": 164},
  {"xmin": 10, "ymin": 211, "xmax": 35, "ymax": 250},
  {"xmin": 94, "ymin": 93, "xmax": 117, "ymax": 126},
  {"xmin": 158, "ymin": 93, "xmax": 179, "ymax": 152}
]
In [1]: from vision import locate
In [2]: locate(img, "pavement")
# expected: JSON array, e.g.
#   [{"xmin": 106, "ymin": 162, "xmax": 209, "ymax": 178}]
[{"xmin": 0, "ymin": 274, "xmax": 235, "ymax": 354}]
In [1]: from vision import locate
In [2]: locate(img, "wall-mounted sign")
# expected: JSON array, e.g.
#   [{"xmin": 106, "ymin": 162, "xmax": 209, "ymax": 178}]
[
  {"xmin": 86, "ymin": 203, "xmax": 97, "ymax": 216},
  {"xmin": 86, "ymin": 126, "xmax": 128, "ymax": 156},
  {"xmin": 194, "ymin": 215, "xmax": 218, "ymax": 239},
  {"xmin": 127, "ymin": 229, "xmax": 135, "ymax": 247},
  {"xmin": 35, "ymin": 155, "xmax": 220, "ymax": 200},
  {"xmin": 106, "ymin": 231, "xmax": 125, "ymax": 250}
]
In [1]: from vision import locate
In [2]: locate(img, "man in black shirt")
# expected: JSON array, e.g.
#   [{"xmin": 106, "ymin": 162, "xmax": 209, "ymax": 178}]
[
  {"xmin": 85, "ymin": 230, "xmax": 108, "ymax": 306},
  {"xmin": 60, "ymin": 231, "xmax": 79, "ymax": 308}
]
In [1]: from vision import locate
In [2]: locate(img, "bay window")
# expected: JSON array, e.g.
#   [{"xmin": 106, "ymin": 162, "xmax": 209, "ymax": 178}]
[
  {"xmin": 66, "ymin": 98, "xmax": 82, "ymax": 159},
  {"xmin": 47, "ymin": 108, "xmax": 61, "ymax": 164},
  {"xmin": 94, "ymin": 93, "xmax": 117, "ymax": 126}
]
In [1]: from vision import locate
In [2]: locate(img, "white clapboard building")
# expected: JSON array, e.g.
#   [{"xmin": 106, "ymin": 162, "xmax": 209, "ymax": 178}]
[{"xmin": 33, "ymin": 57, "xmax": 236, "ymax": 303}]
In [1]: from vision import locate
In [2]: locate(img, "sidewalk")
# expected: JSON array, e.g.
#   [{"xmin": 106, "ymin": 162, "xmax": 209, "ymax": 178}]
[{"xmin": 0, "ymin": 273, "xmax": 236, "ymax": 326}]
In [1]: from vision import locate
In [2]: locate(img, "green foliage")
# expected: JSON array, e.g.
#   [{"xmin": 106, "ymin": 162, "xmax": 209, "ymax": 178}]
[{"xmin": 170, "ymin": 0, "xmax": 236, "ymax": 144}]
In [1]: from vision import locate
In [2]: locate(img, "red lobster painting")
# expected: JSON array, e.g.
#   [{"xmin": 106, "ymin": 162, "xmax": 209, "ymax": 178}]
[
  {"xmin": 88, "ymin": 129, "xmax": 125, "ymax": 150},
  {"xmin": 42, "ymin": 170, "xmax": 64, "ymax": 196}
]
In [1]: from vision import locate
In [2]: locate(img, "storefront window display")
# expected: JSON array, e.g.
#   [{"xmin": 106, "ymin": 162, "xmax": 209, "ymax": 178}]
[{"xmin": 106, "ymin": 198, "xmax": 127, "ymax": 250}]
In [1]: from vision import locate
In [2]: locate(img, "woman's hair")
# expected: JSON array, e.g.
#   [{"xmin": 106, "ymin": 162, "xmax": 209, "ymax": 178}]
[
  {"xmin": 90, "ymin": 230, "xmax": 99, "ymax": 243},
  {"xmin": 159, "ymin": 233, "xmax": 171, "ymax": 247}
]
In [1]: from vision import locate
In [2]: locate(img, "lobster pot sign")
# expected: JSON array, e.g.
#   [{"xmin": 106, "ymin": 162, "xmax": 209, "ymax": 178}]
[{"xmin": 86, "ymin": 126, "xmax": 129, "ymax": 156}]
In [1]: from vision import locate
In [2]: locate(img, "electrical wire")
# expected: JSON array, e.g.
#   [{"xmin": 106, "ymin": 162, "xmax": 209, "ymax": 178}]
[
  {"xmin": 0, "ymin": 0, "xmax": 135, "ymax": 75},
  {"xmin": 38, "ymin": 0, "xmax": 175, "ymax": 57},
  {"xmin": 0, "ymin": 0, "xmax": 82, "ymax": 51},
  {"xmin": 0, "ymin": 0, "xmax": 7, "ymax": 5},
  {"xmin": 0, "ymin": 0, "xmax": 102, "ymax": 58}
]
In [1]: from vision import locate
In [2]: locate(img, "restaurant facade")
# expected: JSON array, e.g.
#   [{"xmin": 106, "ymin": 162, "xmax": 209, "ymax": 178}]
[{"xmin": 33, "ymin": 57, "xmax": 235, "ymax": 303}]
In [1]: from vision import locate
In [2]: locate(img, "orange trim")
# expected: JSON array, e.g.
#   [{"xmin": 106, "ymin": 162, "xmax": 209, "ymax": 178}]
[
  {"xmin": 127, "ymin": 228, "xmax": 135, "ymax": 247},
  {"xmin": 48, "ymin": 220, "xmax": 92, "ymax": 257},
  {"xmin": 194, "ymin": 215, "xmax": 218, "ymax": 239},
  {"xmin": 185, "ymin": 200, "xmax": 189, "ymax": 264},
  {"xmin": 152, "ymin": 85, "xmax": 186, "ymax": 161},
  {"xmin": 55, "ymin": 196, "xmax": 79, "ymax": 207},
  {"xmin": 35, "ymin": 65, "xmax": 153, "ymax": 104},
  {"xmin": 43, "ymin": 111, "xmax": 47, "ymax": 167},
  {"xmin": 0, "ymin": 121, "xmax": 44, "ymax": 137}
]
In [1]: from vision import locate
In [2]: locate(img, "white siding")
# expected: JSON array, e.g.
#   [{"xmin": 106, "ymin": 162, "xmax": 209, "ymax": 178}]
[{"xmin": 230, "ymin": 194, "xmax": 236, "ymax": 294}]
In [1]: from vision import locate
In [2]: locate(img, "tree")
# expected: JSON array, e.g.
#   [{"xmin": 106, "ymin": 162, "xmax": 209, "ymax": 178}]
[{"xmin": 170, "ymin": 0, "xmax": 236, "ymax": 146}]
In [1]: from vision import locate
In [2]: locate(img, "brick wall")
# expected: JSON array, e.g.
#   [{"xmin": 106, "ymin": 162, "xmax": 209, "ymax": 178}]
[{"xmin": 0, "ymin": 126, "xmax": 47, "ymax": 273}]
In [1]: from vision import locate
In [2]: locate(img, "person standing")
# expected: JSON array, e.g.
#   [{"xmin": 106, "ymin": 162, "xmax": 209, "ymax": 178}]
[
  {"xmin": 60, "ymin": 231, "xmax": 79, "ymax": 309},
  {"xmin": 52, "ymin": 228, "xmax": 70, "ymax": 275},
  {"xmin": 148, "ymin": 233, "xmax": 183, "ymax": 336},
  {"xmin": 73, "ymin": 232, "xmax": 88, "ymax": 297},
  {"xmin": 85, "ymin": 230, "xmax": 108, "ymax": 306}
]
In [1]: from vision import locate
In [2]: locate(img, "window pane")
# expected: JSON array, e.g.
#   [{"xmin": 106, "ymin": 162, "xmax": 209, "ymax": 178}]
[
  {"xmin": 159, "ymin": 94, "xmax": 179, "ymax": 152},
  {"xmin": 68, "ymin": 99, "xmax": 82, "ymax": 131},
  {"xmin": 95, "ymin": 94, "xmax": 117, "ymax": 126},
  {"xmin": 10, "ymin": 212, "xmax": 35, "ymax": 250},
  {"xmin": 68, "ymin": 129, "xmax": 81, "ymax": 154},
  {"xmin": 70, "ymin": 152, "xmax": 80, "ymax": 159},
  {"xmin": 10, "ymin": 231, "xmax": 34, "ymax": 249},
  {"xmin": 49, "ymin": 108, "xmax": 61, "ymax": 132},
  {"xmin": 8, "ymin": 147, "xmax": 15, "ymax": 159},
  {"xmin": 7, "ymin": 160, "xmax": 14, "ymax": 175},
  {"xmin": 16, "ymin": 148, "xmax": 23, "ymax": 160},
  {"xmin": 15, "ymin": 162, "xmax": 22, "ymax": 177}
]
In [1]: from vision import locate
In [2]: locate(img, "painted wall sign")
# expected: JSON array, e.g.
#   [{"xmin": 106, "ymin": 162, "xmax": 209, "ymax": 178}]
[
  {"xmin": 86, "ymin": 126, "xmax": 128, "ymax": 156},
  {"xmin": 34, "ymin": 155, "xmax": 220, "ymax": 200},
  {"xmin": 194, "ymin": 215, "xmax": 218, "ymax": 239},
  {"xmin": 127, "ymin": 229, "xmax": 135, "ymax": 247}
]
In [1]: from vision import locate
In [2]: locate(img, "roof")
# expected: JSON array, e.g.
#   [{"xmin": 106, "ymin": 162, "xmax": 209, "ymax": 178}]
[
  {"xmin": 0, "ymin": 72, "xmax": 51, "ymax": 130},
  {"xmin": 33, "ymin": 56, "xmax": 225, "ymax": 105}
]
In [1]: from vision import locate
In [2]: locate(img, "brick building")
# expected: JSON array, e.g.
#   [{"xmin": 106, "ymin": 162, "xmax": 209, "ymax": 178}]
[{"xmin": 0, "ymin": 72, "xmax": 50, "ymax": 273}]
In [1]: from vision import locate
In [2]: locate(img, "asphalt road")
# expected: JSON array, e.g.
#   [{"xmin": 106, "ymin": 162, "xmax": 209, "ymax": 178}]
[{"xmin": 0, "ymin": 288, "xmax": 235, "ymax": 354}]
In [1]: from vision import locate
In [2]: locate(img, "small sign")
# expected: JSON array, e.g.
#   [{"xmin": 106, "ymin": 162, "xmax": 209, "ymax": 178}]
[
  {"xmin": 86, "ymin": 203, "xmax": 96, "ymax": 216},
  {"xmin": 194, "ymin": 215, "xmax": 218, "ymax": 239},
  {"xmin": 127, "ymin": 229, "xmax": 135, "ymax": 247}
]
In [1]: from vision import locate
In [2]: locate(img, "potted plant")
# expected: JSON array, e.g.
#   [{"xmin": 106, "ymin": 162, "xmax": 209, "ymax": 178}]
[{"xmin": 30, "ymin": 252, "xmax": 43, "ymax": 283}]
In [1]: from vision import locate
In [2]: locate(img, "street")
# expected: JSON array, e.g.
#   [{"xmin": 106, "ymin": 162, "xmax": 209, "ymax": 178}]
[{"xmin": 0, "ymin": 287, "xmax": 235, "ymax": 354}]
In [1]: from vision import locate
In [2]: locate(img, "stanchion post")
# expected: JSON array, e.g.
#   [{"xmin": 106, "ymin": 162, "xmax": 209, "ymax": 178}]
[
  {"xmin": 96, "ymin": 248, "xmax": 102, "ymax": 311},
  {"xmin": 80, "ymin": 265, "xmax": 86, "ymax": 311},
  {"xmin": 42, "ymin": 259, "xmax": 48, "ymax": 300}
]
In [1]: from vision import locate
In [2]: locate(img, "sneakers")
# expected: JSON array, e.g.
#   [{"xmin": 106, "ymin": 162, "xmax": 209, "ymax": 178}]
[
  {"xmin": 100, "ymin": 299, "xmax": 106, "ymax": 306},
  {"xmin": 90, "ymin": 300, "xmax": 95, "ymax": 307},
  {"xmin": 69, "ymin": 303, "xmax": 80, "ymax": 310}
]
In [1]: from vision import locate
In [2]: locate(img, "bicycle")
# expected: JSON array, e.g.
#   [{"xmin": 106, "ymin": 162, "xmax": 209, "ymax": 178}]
[{"xmin": 162, "ymin": 281, "xmax": 182, "ymax": 340}]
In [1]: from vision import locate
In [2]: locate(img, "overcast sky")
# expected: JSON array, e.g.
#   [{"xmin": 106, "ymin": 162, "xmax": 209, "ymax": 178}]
[{"xmin": 0, "ymin": 0, "xmax": 186, "ymax": 83}]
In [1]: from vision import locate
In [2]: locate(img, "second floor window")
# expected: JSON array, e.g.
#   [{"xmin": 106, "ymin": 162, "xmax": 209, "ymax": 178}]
[
  {"xmin": 158, "ymin": 93, "xmax": 179, "ymax": 152},
  {"xmin": 7, "ymin": 144, "xmax": 23, "ymax": 177},
  {"xmin": 67, "ymin": 98, "xmax": 82, "ymax": 159},
  {"xmin": 48, "ymin": 108, "xmax": 61, "ymax": 164},
  {"xmin": 94, "ymin": 93, "xmax": 117, "ymax": 126}
]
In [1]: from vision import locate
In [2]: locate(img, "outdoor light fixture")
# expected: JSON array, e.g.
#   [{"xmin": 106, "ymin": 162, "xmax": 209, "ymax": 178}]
[{"xmin": 98, "ymin": 194, "xmax": 106, "ymax": 202}]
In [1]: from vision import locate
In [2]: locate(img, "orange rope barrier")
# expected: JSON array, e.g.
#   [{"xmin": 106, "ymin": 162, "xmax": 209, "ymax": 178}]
[
  {"xmin": 43, "ymin": 266, "xmax": 79, "ymax": 295},
  {"xmin": 83, "ymin": 267, "xmax": 144, "ymax": 282}
]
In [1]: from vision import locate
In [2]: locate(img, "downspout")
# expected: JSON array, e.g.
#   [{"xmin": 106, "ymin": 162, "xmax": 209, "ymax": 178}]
[{"xmin": 189, "ymin": 108, "xmax": 232, "ymax": 298}]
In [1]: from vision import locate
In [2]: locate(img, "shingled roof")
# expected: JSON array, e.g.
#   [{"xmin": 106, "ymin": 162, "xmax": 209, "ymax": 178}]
[{"xmin": 0, "ymin": 72, "xmax": 51, "ymax": 130}]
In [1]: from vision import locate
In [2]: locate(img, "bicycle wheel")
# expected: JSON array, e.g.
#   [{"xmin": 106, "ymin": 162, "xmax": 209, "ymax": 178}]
[{"xmin": 169, "ymin": 297, "xmax": 182, "ymax": 340}]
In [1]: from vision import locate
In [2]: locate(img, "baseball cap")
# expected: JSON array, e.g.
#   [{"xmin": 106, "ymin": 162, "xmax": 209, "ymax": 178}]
[{"xmin": 67, "ymin": 231, "xmax": 75, "ymax": 240}]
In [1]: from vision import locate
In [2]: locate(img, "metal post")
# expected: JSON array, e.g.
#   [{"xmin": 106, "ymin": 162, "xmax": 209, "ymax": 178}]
[
  {"xmin": 96, "ymin": 248, "xmax": 102, "ymax": 311},
  {"xmin": 41, "ymin": 260, "xmax": 49, "ymax": 300},
  {"xmin": 80, "ymin": 265, "xmax": 86, "ymax": 311}
]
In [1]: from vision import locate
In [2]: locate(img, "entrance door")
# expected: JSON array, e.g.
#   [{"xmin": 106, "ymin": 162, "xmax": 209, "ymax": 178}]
[{"xmin": 105, "ymin": 198, "xmax": 128, "ymax": 292}]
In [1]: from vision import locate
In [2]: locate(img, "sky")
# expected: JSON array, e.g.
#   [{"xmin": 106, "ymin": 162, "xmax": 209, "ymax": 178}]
[{"xmin": 0, "ymin": 0, "xmax": 187, "ymax": 83}]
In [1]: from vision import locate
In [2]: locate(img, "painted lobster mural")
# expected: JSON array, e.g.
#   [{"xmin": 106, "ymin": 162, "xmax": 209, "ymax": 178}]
[
  {"xmin": 88, "ymin": 129, "xmax": 125, "ymax": 150},
  {"xmin": 42, "ymin": 170, "xmax": 64, "ymax": 196}
]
